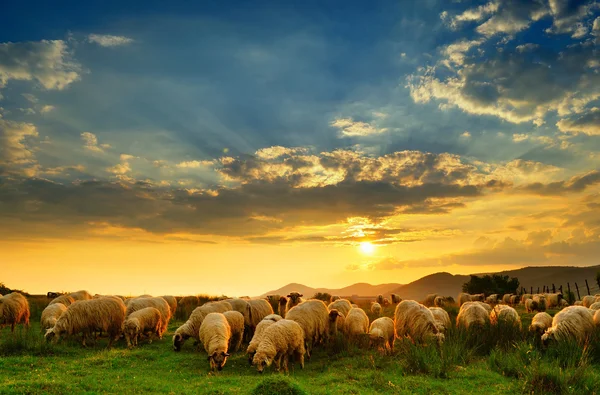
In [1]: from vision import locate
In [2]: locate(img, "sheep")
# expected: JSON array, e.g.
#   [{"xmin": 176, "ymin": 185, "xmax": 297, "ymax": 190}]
[
  {"xmin": 172, "ymin": 301, "xmax": 232, "ymax": 351},
  {"xmin": 224, "ymin": 298, "xmax": 252, "ymax": 330},
  {"xmin": 594, "ymin": 310, "xmax": 600, "ymax": 327},
  {"xmin": 509, "ymin": 295, "xmax": 519, "ymax": 305},
  {"xmin": 160, "ymin": 295, "xmax": 177, "ymax": 315},
  {"xmin": 423, "ymin": 294, "xmax": 438, "ymax": 307},
  {"xmin": 45, "ymin": 297, "xmax": 126, "ymax": 347},
  {"xmin": 328, "ymin": 309, "xmax": 345, "ymax": 337},
  {"xmin": 327, "ymin": 299, "xmax": 352, "ymax": 317},
  {"xmin": 179, "ymin": 295, "xmax": 200, "ymax": 309},
  {"xmin": 525, "ymin": 298, "xmax": 538, "ymax": 313},
  {"xmin": 520, "ymin": 294, "xmax": 533, "ymax": 304},
  {"xmin": 344, "ymin": 307, "xmax": 369, "ymax": 341},
  {"xmin": 247, "ymin": 299, "xmax": 274, "ymax": 340},
  {"xmin": 285, "ymin": 300, "xmax": 330, "ymax": 358},
  {"xmin": 574, "ymin": 300, "xmax": 583, "ymax": 306},
  {"xmin": 391, "ymin": 294, "xmax": 402, "ymax": 304},
  {"xmin": 223, "ymin": 311, "xmax": 245, "ymax": 353},
  {"xmin": 370, "ymin": 302, "xmax": 382, "ymax": 317},
  {"xmin": 559, "ymin": 299, "xmax": 569, "ymax": 308},
  {"xmin": 589, "ymin": 302, "xmax": 600, "ymax": 311},
  {"xmin": 545, "ymin": 293, "xmax": 563, "ymax": 309},
  {"xmin": 368, "ymin": 317, "xmax": 394, "ymax": 354},
  {"xmin": 278, "ymin": 296, "xmax": 287, "ymax": 317},
  {"xmin": 458, "ymin": 293, "xmax": 485, "ymax": 307},
  {"xmin": 330, "ymin": 295, "xmax": 341, "ymax": 303},
  {"xmin": 382, "ymin": 298, "xmax": 390, "ymax": 307},
  {"xmin": 376, "ymin": 294, "xmax": 384, "ymax": 305},
  {"xmin": 529, "ymin": 312, "xmax": 553, "ymax": 335},
  {"xmin": 123, "ymin": 307, "xmax": 163, "ymax": 348},
  {"xmin": 457, "ymin": 302, "xmax": 490, "ymax": 330},
  {"xmin": 247, "ymin": 317, "xmax": 280, "ymax": 363},
  {"xmin": 394, "ymin": 300, "xmax": 443, "ymax": 345},
  {"xmin": 490, "ymin": 305, "xmax": 521, "ymax": 328},
  {"xmin": 542, "ymin": 306, "xmax": 595, "ymax": 346},
  {"xmin": 125, "ymin": 297, "xmax": 172, "ymax": 336},
  {"xmin": 252, "ymin": 319, "xmax": 305, "ymax": 373},
  {"xmin": 463, "ymin": 301, "xmax": 492, "ymax": 313},
  {"xmin": 351, "ymin": 304, "xmax": 359, "ymax": 308},
  {"xmin": 199, "ymin": 313, "xmax": 231, "ymax": 372},
  {"xmin": 69, "ymin": 290, "xmax": 93, "ymax": 301},
  {"xmin": 533, "ymin": 295, "xmax": 547, "ymax": 312},
  {"xmin": 434, "ymin": 296, "xmax": 447, "ymax": 308},
  {"xmin": 40, "ymin": 303, "xmax": 67, "ymax": 332},
  {"xmin": 502, "ymin": 294, "xmax": 513, "ymax": 305},
  {"xmin": 428, "ymin": 307, "xmax": 451, "ymax": 333},
  {"xmin": 485, "ymin": 294, "xmax": 499, "ymax": 305},
  {"xmin": 285, "ymin": 292, "xmax": 304, "ymax": 315},
  {"xmin": 49, "ymin": 294, "xmax": 75, "ymax": 307},
  {"xmin": 0, "ymin": 292, "xmax": 30, "ymax": 332},
  {"xmin": 263, "ymin": 314, "xmax": 283, "ymax": 322},
  {"xmin": 582, "ymin": 295, "xmax": 596, "ymax": 308}
]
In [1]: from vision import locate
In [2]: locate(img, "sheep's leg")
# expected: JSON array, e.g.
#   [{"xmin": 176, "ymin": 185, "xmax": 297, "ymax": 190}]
[{"xmin": 282, "ymin": 354, "xmax": 289, "ymax": 373}]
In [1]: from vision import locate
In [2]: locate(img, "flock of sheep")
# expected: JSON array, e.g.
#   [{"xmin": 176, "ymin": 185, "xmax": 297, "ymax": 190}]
[{"xmin": 1, "ymin": 290, "xmax": 600, "ymax": 374}]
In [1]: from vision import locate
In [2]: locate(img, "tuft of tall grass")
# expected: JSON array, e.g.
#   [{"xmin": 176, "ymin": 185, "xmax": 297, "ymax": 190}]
[
  {"xmin": 252, "ymin": 377, "xmax": 307, "ymax": 395},
  {"xmin": 0, "ymin": 326, "xmax": 57, "ymax": 356}
]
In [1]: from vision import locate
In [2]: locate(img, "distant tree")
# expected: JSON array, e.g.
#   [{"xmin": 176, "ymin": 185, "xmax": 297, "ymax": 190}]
[
  {"xmin": 462, "ymin": 274, "xmax": 519, "ymax": 295},
  {"xmin": 312, "ymin": 292, "xmax": 332, "ymax": 302},
  {"xmin": 0, "ymin": 282, "xmax": 12, "ymax": 296}
]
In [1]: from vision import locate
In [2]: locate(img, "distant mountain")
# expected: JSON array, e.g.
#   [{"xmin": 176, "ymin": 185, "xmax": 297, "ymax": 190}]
[
  {"xmin": 260, "ymin": 265, "xmax": 600, "ymax": 302},
  {"xmin": 260, "ymin": 282, "xmax": 403, "ymax": 298}
]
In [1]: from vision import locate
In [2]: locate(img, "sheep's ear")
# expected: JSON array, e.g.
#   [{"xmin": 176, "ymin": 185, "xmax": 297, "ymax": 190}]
[
  {"xmin": 299, "ymin": 294, "xmax": 303, "ymax": 297},
  {"xmin": 223, "ymin": 352, "xmax": 230, "ymax": 357},
  {"xmin": 287, "ymin": 294, "xmax": 292, "ymax": 297}
]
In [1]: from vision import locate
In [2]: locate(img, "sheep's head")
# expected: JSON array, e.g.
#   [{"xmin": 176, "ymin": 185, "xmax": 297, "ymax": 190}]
[
  {"xmin": 368, "ymin": 328, "xmax": 384, "ymax": 348},
  {"xmin": 328, "ymin": 309, "xmax": 340, "ymax": 323},
  {"xmin": 541, "ymin": 328, "xmax": 556, "ymax": 347},
  {"xmin": 208, "ymin": 350, "xmax": 230, "ymax": 371},
  {"xmin": 252, "ymin": 351, "xmax": 273, "ymax": 373},
  {"xmin": 287, "ymin": 292, "xmax": 303, "ymax": 304},
  {"xmin": 172, "ymin": 333, "xmax": 188, "ymax": 351},
  {"xmin": 123, "ymin": 319, "xmax": 140, "ymax": 348},
  {"xmin": 44, "ymin": 327, "xmax": 60, "ymax": 343}
]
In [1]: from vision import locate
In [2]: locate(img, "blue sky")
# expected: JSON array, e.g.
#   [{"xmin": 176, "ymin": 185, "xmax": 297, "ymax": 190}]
[{"xmin": 1, "ymin": 1, "xmax": 600, "ymax": 295}]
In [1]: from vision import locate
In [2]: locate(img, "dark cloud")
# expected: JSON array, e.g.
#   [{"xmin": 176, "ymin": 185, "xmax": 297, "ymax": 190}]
[
  {"xmin": 557, "ymin": 108, "xmax": 600, "ymax": 136},
  {"xmin": 520, "ymin": 170, "xmax": 600, "ymax": 195}
]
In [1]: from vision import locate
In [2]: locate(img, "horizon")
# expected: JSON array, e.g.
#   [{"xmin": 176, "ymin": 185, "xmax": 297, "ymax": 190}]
[{"xmin": 2, "ymin": 2, "xmax": 600, "ymax": 297}]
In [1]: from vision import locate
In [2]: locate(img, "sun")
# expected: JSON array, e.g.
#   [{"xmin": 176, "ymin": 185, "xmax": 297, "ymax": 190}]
[{"xmin": 359, "ymin": 242, "xmax": 376, "ymax": 255}]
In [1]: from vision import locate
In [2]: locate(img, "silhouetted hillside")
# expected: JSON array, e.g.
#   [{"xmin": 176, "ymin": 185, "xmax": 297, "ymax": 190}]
[{"xmin": 260, "ymin": 282, "xmax": 402, "ymax": 298}]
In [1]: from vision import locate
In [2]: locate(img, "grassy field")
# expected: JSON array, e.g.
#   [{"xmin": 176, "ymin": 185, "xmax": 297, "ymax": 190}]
[{"xmin": 1, "ymin": 299, "xmax": 599, "ymax": 394}]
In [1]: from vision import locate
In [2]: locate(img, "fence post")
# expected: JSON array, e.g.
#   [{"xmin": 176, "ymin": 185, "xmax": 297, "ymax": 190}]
[
  {"xmin": 537, "ymin": 287, "xmax": 540, "ymax": 294},
  {"xmin": 559, "ymin": 285, "xmax": 562, "ymax": 294},
  {"xmin": 575, "ymin": 282, "xmax": 581, "ymax": 300},
  {"xmin": 585, "ymin": 279, "xmax": 591, "ymax": 295},
  {"xmin": 543, "ymin": 285, "xmax": 546, "ymax": 293},
  {"xmin": 552, "ymin": 284, "xmax": 556, "ymax": 293}
]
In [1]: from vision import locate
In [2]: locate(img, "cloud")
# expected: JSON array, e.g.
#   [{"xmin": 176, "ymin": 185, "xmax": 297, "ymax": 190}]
[
  {"xmin": 107, "ymin": 154, "xmax": 137, "ymax": 175},
  {"xmin": 0, "ymin": 119, "xmax": 38, "ymax": 165},
  {"xmin": 0, "ymin": 40, "xmax": 81, "ymax": 90},
  {"xmin": 81, "ymin": 132, "xmax": 111, "ymax": 152},
  {"xmin": 330, "ymin": 118, "xmax": 387, "ymax": 137},
  {"xmin": 21, "ymin": 93, "xmax": 38, "ymax": 103},
  {"xmin": 520, "ymin": 170, "xmax": 600, "ymax": 195},
  {"xmin": 546, "ymin": 0, "xmax": 598, "ymax": 35},
  {"xmin": 87, "ymin": 34, "xmax": 134, "ymax": 47},
  {"xmin": 255, "ymin": 146, "xmax": 308, "ymax": 160},
  {"xmin": 40, "ymin": 105, "xmax": 55, "ymax": 113},
  {"xmin": 556, "ymin": 108, "xmax": 600, "ymax": 135},
  {"xmin": 175, "ymin": 160, "xmax": 213, "ymax": 168}
]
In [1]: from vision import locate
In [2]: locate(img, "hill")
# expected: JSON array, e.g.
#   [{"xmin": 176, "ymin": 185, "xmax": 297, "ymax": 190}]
[{"xmin": 260, "ymin": 282, "xmax": 403, "ymax": 298}]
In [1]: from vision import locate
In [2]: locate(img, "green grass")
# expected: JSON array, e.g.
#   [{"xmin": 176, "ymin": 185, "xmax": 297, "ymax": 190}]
[{"xmin": 1, "ymin": 303, "xmax": 599, "ymax": 394}]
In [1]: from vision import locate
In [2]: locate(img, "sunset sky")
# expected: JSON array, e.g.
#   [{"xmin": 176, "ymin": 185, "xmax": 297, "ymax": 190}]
[{"xmin": 1, "ymin": 1, "xmax": 600, "ymax": 297}]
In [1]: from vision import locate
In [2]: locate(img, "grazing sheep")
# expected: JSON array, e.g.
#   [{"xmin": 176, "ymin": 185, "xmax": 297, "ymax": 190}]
[
  {"xmin": 533, "ymin": 295, "xmax": 547, "ymax": 312},
  {"xmin": 589, "ymin": 302, "xmax": 600, "ymax": 311},
  {"xmin": 545, "ymin": 293, "xmax": 563, "ymax": 309},
  {"xmin": 285, "ymin": 292, "xmax": 304, "ymax": 315},
  {"xmin": 391, "ymin": 294, "xmax": 402, "ymax": 304},
  {"xmin": 351, "ymin": 303, "xmax": 359, "ymax": 308},
  {"xmin": 263, "ymin": 314, "xmax": 283, "ymax": 322},
  {"xmin": 330, "ymin": 296, "xmax": 340, "ymax": 303},
  {"xmin": 224, "ymin": 298, "xmax": 252, "ymax": 329},
  {"xmin": 328, "ymin": 299, "xmax": 352, "ymax": 317},
  {"xmin": 125, "ymin": 297, "xmax": 172, "ymax": 336},
  {"xmin": 429, "ymin": 307, "xmax": 451, "ymax": 333},
  {"xmin": 252, "ymin": 319, "xmax": 305, "ymax": 373},
  {"xmin": 368, "ymin": 317, "xmax": 395, "ymax": 354},
  {"xmin": 485, "ymin": 294, "xmax": 499, "ymax": 305},
  {"xmin": 541, "ymin": 306, "xmax": 594, "ymax": 345},
  {"xmin": 328, "ymin": 309, "xmax": 345, "ymax": 337},
  {"xmin": 457, "ymin": 302, "xmax": 490, "ymax": 330},
  {"xmin": 394, "ymin": 300, "xmax": 443, "ymax": 345},
  {"xmin": 247, "ymin": 299, "xmax": 274, "ymax": 340},
  {"xmin": 0, "ymin": 292, "xmax": 30, "ymax": 332},
  {"xmin": 278, "ymin": 296, "xmax": 287, "ymax": 317},
  {"xmin": 458, "ymin": 293, "xmax": 485, "ymax": 307},
  {"xmin": 520, "ymin": 294, "xmax": 533, "ymax": 304},
  {"xmin": 223, "ymin": 311, "xmax": 245, "ymax": 352},
  {"xmin": 247, "ymin": 318, "xmax": 280, "ymax": 363},
  {"xmin": 509, "ymin": 295, "xmax": 519, "ymax": 305},
  {"xmin": 172, "ymin": 301, "xmax": 232, "ymax": 351},
  {"xmin": 490, "ymin": 305, "xmax": 521, "ymax": 328},
  {"xmin": 525, "ymin": 298, "xmax": 538, "ymax": 313},
  {"xmin": 370, "ymin": 302, "xmax": 382, "ymax": 316},
  {"xmin": 45, "ymin": 297, "xmax": 126, "ymax": 347},
  {"xmin": 179, "ymin": 295, "xmax": 200, "ymax": 309},
  {"xmin": 160, "ymin": 295, "xmax": 177, "ymax": 315},
  {"xmin": 468, "ymin": 301, "xmax": 492, "ymax": 313},
  {"xmin": 423, "ymin": 294, "xmax": 438, "ymax": 307},
  {"xmin": 434, "ymin": 296, "xmax": 447, "ymax": 308},
  {"xmin": 344, "ymin": 307, "xmax": 369, "ymax": 342},
  {"xmin": 559, "ymin": 299, "xmax": 569, "ymax": 308},
  {"xmin": 382, "ymin": 298, "xmax": 390, "ymax": 307},
  {"xmin": 69, "ymin": 290, "xmax": 93, "ymax": 301},
  {"xmin": 574, "ymin": 300, "xmax": 583, "ymax": 306},
  {"xmin": 199, "ymin": 313, "xmax": 231, "ymax": 372},
  {"xmin": 594, "ymin": 310, "xmax": 600, "ymax": 327},
  {"xmin": 529, "ymin": 312, "xmax": 553, "ymax": 335},
  {"xmin": 123, "ymin": 307, "xmax": 162, "ymax": 348},
  {"xmin": 582, "ymin": 295, "xmax": 596, "ymax": 308},
  {"xmin": 40, "ymin": 303, "xmax": 67, "ymax": 332},
  {"xmin": 502, "ymin": 294, "xmax": 513, "ymax": 305},
  {"xmin": 49, "ymin": 294, "xmax": 75, "ymax": 307},
  {"xmin": 285, "ymin": 300, "xmax": 330, "ymax": 358},
  {"xmin": 376, "ymin": 294, "xmax": 384, "ymax": 305}
]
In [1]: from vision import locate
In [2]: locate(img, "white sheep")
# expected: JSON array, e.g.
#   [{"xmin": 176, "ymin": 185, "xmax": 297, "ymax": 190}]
[
  {"xmin": 45, "ymin": 297, "xmax": 126, "ymax": 347},
  {"xmin": 125, "ymin": 297, "xmax": 172, "ymax": 336},
  {"xmin": 278, "ymin": 296, "xmax": 287, "ymax": 317},
  {"xmin": 223, "ymin": 310, "xmax": 245, "ymax": 353},
  {"xmin": 529, "ymin": 312, "xmax": 553, "ymax": 335},
  {"xmin": 574, "ymin": 300, "xmax": 583, "ymax": 306},
  {"xmin": 49, "ymin": 294, "xmax": 75, "ymax": 307},
  {"xmin": 172, "ymin": 301, "xmax": 232, "ymax": 351},
  {"xmin": 69, "ymin": 290, "xmax": 93, "ymax": 301},
  {"xmin": 541, "ymin": 306, "xmax": 595, "ymax": 346},
  {"xmin": 199, "ymin": 313, "xmax": 231, "ymax": 372},
  {"xmin": 330, "ymin": 295, "xmax": 341, "ymax": 303},
  {"xmin": 485, "ymin": 294, "xmax": 499, "ymax": 305},
  {"xmin": 588, "ymin": 302, "xmax": 600, "ymax": 311},
  {"xmin": 0, "ymin": 292, "xmax": 30, "ymax": 332},
  {"xmin": 458, "ymin": 293, "xmax": 485, "ymax": 307},
  {"xmin": 423, "ymin": 294, "xmax": 438, "ymax": 307},
  {"xmin": 490, "ymin": 305, "xmax": 521, "ymax": 329},
  {"xmin": 594, "ymin": 310, "xmax": 600, "ymax": 327},
  {"xmin": 370, "ymin": 302, "xmax": 382, "ymax": 317},
  {"xmin": 345, "ymin": 307, "xmax": 369, "ymax": 341},
  {"xmin": 456, "ymin": 302, "xmax": 490, "ymax": 330},
  {"xmin": 252, "ymin": 319, "xmax": 305, "ymax": 373},
  {"xmin": 285, "ymin": 292, "xmax": 304, "ymax": 315},
  {"xmin": 520, "ymin": 294, "xmax": 532, "ymax": 304},
  {"xmin": 429, "ymin": 307, "xmax": 451, "ymax": 333},
  {"xmin": 376, "ymin": 294, "xmax": 384, "ymax": 305},
  {"xmin": 502, "ymin": 294, "xmax": 513, "ymax": 305},
  {"xmin": 368, "ymin": 317, "xmax": 394, "ymax": 354},
  {"xmin": 160, "ymin": 295, "xmax": 177, "ymax": 315},
  {"xmin": 544, "ymin": 293, "xmax": 563, "ymax": 309},
  {"xmin": 285, "ymin": 300, "xmax": 330, "ymax": 358},
  {"xmin": 582, "ymin": 295, "xmax": 596, "ymax": 308},
  {"xmin": 533, "ymin": 295, "xmax": 547, "ymax": 312},
  {"xmin": 394, "ymin": 300, "xmax": 443, "ymax": 344},
  {"xmin": 327, "ymin": 299, "xmax": 352, "ymax": 317},
  {"xmin": 40, "ymin": 303, "xmax": 67, "ymax": 332},
  {"xmin": 247, "ymin": 299, "xmax": 274, "ymax": 341},
  {"xmin": 434, "ymin": 296, "xmax": 447, "ymax": 308},
  {"xmin": 247, "ymin": 317, "xmax": 280, "ymax": 364},
  {"xmin": 123, "ymin": 307, "xmax": 163, "ymax": 348},
  {"xmin": 391, "ymin": 294, "xmax": 402, "ymax": 304}
]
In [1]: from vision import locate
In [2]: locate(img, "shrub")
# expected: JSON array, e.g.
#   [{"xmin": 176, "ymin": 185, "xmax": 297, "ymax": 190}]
[{"xmin": 252, "ymin": 377, "xmax": 307, "ymax": 395}]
